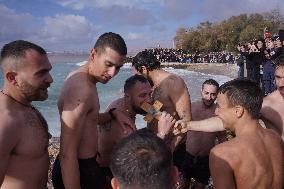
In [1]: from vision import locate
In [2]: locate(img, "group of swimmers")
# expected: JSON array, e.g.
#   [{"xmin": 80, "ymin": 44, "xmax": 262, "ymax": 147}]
[{"xmin": 0, "ymin": 32, "xmax": 283, "ymax": 189}]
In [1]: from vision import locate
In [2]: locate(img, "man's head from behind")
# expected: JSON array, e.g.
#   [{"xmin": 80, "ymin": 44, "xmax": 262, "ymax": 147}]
[
  {"xmin": 132, "ymin": 50, "xmax": 160, "ymax": 77},
  {"xmin": 90, "ymin": 32, "xmax": 127, "ymax": 84},
  {"xmin": 110, "ymin": 129, "xmax": 178, "ymax": 189},
  {"xmin": 274, "ymin": 55, "xmax": 284, "ymax": 96},
  {"xmin": 201, "ymin": 79, "xmax": 219, "ymax": 107},
  {"xmin": 215, "ymin": 79, "xmax": 262, "ymax": 129},
  {"xmin": 0, "ymin": 40, "xmax": 53, "ymax": 101},
  {"xmin": 124, "ymin": 75, "xmax": 152, "ymax": 115}
]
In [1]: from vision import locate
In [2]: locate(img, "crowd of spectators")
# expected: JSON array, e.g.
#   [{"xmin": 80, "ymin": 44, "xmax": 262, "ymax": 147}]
[
  {"xmin": 143, "ymin": 48, "xmax": 237, "ymax": 64},
  {"xmin": 236, "ymin": 29, "xmax": 284, "ymax": 95}
]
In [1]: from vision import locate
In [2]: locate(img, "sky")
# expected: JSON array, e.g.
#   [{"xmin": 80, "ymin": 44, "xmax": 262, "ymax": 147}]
[{"xmin": 0, "ymin": 0, "xmax": 283, "ymax": 54}]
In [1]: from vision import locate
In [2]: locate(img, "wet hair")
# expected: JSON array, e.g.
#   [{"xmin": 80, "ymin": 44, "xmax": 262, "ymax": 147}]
[
  {"xmin": 274, "ymin": 55, "xmax": 284, "ymax": 70},
  {"xmin": 132, "ymin": 50, "xmax": 161, "ymax": 72},
  {"xmin": 94, "ymin": 32, "xmax": 127, "ymax": 56},
  {"xmin": 0, "ymin": 40, "xmax": 46, "ymax": 70},
  {"xmin": 202, "ymin": 79, "xmax": 219, "ymax": 91},
  {"xmin": 124, "ymin": 74, "xmax": 149, "ymax": 93},
  {"xmin": 218, "ymin": 79, "xmax": 262, "ymax": 119},
  {"xmin": 110, "ymin": 128, "xmax": 173, "ymax": 189}
]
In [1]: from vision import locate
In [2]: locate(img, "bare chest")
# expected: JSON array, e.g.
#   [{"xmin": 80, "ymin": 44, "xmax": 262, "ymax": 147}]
[{"xmin": 14, "ymin": 108, "xmax": 49, "ymax": 158}]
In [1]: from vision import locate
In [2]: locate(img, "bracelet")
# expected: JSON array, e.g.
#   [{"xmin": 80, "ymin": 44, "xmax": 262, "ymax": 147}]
[{"xmin": 109, "ymin": 108, "xmax": 117, "ymax": 119}]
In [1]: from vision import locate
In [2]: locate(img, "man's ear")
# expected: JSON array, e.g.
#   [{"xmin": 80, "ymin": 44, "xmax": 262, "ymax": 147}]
[
  {"xmin": 141, "ymin": 66, "xmax": 148, "ymax": 75},
  {"xmin": 235, "ymin": 105, "xmax": 244, "ymax": 118},
  {"xmin": 111, "ymin": 177, "xmax": 120, "ymax": 189},
  {"xmin": 6, "ymin": 71, "xmax": 18, "ymax": 85},
  {"xmin": 124, "ymin": 92, "xmax": 130, "ymax": 99},
  {"xmin": 90, "ymin": 48, "xmax": 97, "ymax": 61}
]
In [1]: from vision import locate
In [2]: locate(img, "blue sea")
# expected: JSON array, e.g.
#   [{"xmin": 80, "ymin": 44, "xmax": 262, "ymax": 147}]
[{"xmin": 0, "ymin": 54, "xmax": 231, "ymax": 137}]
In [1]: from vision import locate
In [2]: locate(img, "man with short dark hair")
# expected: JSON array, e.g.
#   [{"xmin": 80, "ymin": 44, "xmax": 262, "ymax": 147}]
[
  {"xmin": 110, "ymin": 129, "xmax": 179, "ymax": 189},
  {"xmin": 132, "ymin": 50, "xmax": 191, "ymax": 172},
  {"xmin": 52, "ymin": 32, "xmax": 129, "ymax": 189},
  {"xmin": 209, "ymin": 79, "xmax": 283, "ymax": 188},
  {"xmin": 0, "ymin": 40, "xmax": 53, "ymax": 188},
  {"xmin": 174, "ymin": 79, "xmax": 284, "ymax": 188}
]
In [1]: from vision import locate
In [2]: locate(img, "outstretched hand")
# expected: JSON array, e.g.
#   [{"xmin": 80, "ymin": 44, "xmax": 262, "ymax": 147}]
[
  {"xmin": 173, "ymin": 120, "xmax": 188, "ymax": 135},
  {"xmin": 157, "ymin": 111, "xmax": 176, "ymax": 139}
]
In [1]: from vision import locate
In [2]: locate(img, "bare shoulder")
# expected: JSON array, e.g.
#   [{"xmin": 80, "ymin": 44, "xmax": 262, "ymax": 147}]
[
  {"xmin": 166, "ymin": 73, "xmax": 187, "ymax": 88},
  {"xmin": 105, "ymin": 98, "xmax": 124, "ymax": 111},
  {"xmin": 59, "ymin": 71, "xmax": 96, "ymax": 109},
  {"xmin": 210, "ymin": 140, "xmax": 240, "ymax": 165},
  {"xmin": 262, "ymin": 91, "xmax": 279, "ymax": 108},
  {"xmin": 262, "ymin": 127, "xmax": 283, "ymax": 145}
]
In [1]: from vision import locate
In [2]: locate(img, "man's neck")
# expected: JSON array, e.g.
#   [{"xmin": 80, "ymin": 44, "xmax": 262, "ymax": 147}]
[
  {"xmin": 2, "ymin": 85, "xmax": 31, "ymax": 106},
  {"xmin": 234, "ymin": 118, "xmax": 259, "ymax": 136},
  {"xmin": 148, "ymin": 69, "xmax": 164, "ymax": 87},
  {"xmin": 81, "ymin": 62, "xmax": 98, "ymax": 84}
]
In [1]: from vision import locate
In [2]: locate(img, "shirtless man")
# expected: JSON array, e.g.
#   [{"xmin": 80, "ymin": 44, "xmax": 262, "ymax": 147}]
[
  {"xmin": 52, "ymin": 32, "xmax": 128, "ymax": 189},
  {"xmin": 97, "ymin": 75, "xmax": 176, "ymax": 188},
  {"xmin": 174, "ymin": 55, "xmax": 284, "ymax": 143},
  {"xmin": 261, "ymin": 55, "xmax": 284, "ymax": 141},
  {"xmin": 181, "ymin": 79, "xmax": 226, "ymax": 189},
  {"xmin": 132, "ymin": 50, "xmax": 191, "ymax": 170},
  {"xmin": 97, "ymin": 74, "xmax": 152, "ymax": 167},
  {"xmin": 209, "ymin": 79, "xmax": 283, "ymax": 188},
  {"xmin": 0, "ymin": 40, "xmax": 53, "ymax": 188}
]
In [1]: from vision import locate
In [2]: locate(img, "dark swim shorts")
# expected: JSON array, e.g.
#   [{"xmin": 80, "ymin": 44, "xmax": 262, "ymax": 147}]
[
  {"xmin": 52, "ymin": 155, "xmax": 104, "ymax": 189},
  {"xmin": 181, "ymin": 152, "xmax": 210, "ymax": 185}
]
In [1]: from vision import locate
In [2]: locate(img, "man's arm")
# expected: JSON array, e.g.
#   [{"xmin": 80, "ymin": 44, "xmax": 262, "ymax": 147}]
[
  {"xmin": 209, "ymin": 147, "xmax": 236, "ymax": 189},
  {"xmin": 0, "ymin": 118, "xmax": 18, "ymax": 186},
  {"xmin": 59, "ymin": 93, "xmax": 89, "ymax": 189},
  {"xmin": 168, "ymin": 77, "xmax": 192, "ymax": 147},
  {"xmin": 173, "ymin": 116, "xmax": 225, "ymax": 135}
]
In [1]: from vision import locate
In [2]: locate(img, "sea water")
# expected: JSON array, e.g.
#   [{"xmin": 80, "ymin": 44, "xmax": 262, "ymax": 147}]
[{"xmin": 0, "ymin": 54, "xmax": 231, "ymax": 137}]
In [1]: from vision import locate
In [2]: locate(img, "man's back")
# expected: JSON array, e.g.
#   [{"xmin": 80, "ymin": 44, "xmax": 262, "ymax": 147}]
[
  {"xmin": 210, "ymin": 125, "xmax": 283, "ymax": 188},
  {"xmin": 150, "ymin": 70, "xmax": 191, "ymax": 131}
]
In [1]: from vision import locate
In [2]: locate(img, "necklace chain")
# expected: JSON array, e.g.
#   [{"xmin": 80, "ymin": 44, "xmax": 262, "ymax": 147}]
[{"xmin": 0, "ymin": 90, "xmax": 33, "ymax": 108}]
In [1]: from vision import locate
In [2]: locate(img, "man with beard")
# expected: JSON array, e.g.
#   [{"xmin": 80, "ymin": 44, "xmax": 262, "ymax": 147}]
[
  {"xmin": 0, "ymin": 40, "xmax": 53, "ymax": 188},
  {"xmin": 131, "ymin": 50, "xmax": 191, "ymax": 172},
  {"xmin": 181, "ymin": 79, "xmax": 227, "ymax": 189},
  {"xmin": 97, "ymin": 75, "xmax": 176, "ymax": 188},
  {"xmin": 52, "ymin": 32, "xmax": 131, "ymax": 189}
]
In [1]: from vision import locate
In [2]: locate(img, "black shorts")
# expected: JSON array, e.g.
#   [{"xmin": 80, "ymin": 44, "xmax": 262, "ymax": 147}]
[
  {"xmin": 52, "ymin": 155, "xmax": 104, "ymax": 189},
  {"xmin": 181, "ymin": 152, "xmax": 210, "ymax": 185},
  {"xmin": 173, "ymin": 142, "xmax": 186, "ymax": 171}
]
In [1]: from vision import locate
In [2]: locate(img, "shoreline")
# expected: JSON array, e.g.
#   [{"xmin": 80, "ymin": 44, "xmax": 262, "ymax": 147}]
[{"xmin": 161, "ymin": 62, "xmax": 237, "ymax": 79}]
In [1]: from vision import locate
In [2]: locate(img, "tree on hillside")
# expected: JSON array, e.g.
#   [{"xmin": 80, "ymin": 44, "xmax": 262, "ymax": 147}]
[{"xmin": 174, "ymin": 10, "xmax": 284, "ymax": 53}]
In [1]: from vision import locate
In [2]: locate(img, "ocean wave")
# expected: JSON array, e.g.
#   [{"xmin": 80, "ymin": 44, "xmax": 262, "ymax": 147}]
[{"xmin": 75, "ymin": 61, "xmax": 87, "ymax": 66}]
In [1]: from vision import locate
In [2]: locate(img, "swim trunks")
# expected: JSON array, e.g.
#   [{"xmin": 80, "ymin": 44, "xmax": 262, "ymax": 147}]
[
  {"xmin": 52, "ymin": 155, "xmax": 104, "ymax": 189},
  {"xmin": 181, "ymin": 152, "xmax": 210, "ymax": 185}
]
